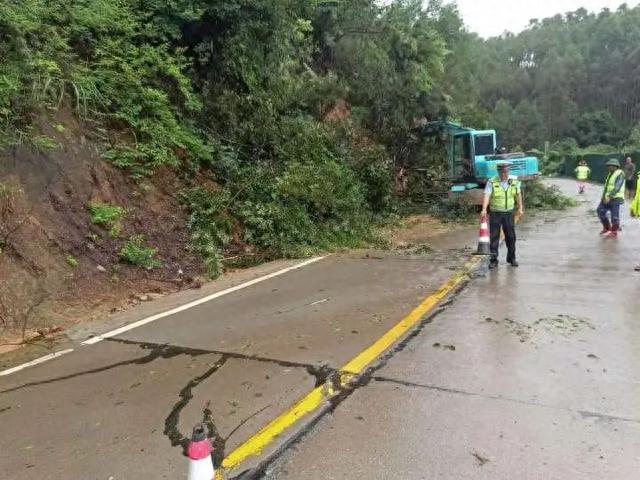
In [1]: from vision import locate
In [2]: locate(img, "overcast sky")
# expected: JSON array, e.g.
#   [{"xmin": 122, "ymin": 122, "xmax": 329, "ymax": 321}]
[{"xmin": 449, "ymin": 0, "xmax": 640, "ymax": 38}]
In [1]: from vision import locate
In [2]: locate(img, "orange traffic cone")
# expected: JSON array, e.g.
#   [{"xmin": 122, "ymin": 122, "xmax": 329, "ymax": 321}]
[
  {"xmin": 475, "ymin": 215, "xmax": 491, "ymax": 255},
  {"xmin": 187, "ymin": 424, "xmax": 215, "ymax": 480}
]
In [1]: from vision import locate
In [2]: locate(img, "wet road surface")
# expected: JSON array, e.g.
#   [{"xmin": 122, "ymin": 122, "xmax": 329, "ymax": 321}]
[
  {"xmin": 264, "ymin": 180, "xmax": 640, "ymax": 479},
  {"xmin": 2, "ymin": 179, "xmax": 639, "ymax": 479},
  {"xmin": 0, "ymin": 239, "xmax": 471, "ymax": 478}
]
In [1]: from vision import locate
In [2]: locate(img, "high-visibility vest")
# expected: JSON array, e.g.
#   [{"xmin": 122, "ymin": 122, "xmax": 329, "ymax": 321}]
[
  {"xmin": 489, "ymin": 176, "xmax": 519, "ymax": 212},
  {"xmin": 603, "ymin": 169, "xmax": 625, "ymax": 201},
  {"xmin": 631, "ymin": 173, "xmax": 640, "ymax": 217},
  {"xmin": 575, "ymin": 165, "xmax": 591, "ymax": 180}
]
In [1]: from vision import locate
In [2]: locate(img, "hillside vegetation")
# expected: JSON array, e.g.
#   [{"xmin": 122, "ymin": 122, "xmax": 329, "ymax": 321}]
[
  {"xmin": 0, "ymin": 0, "xmax": 462, "ymax": 337},
  {"xmin": 1, "ymin": 1, "xmax": 458, "ymax": 269},
  {"xmin": 1, "ymin": 1, "xmax": 637, "ymax": 338}
]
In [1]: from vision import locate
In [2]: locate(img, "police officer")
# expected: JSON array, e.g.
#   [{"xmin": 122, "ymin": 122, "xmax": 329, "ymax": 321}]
[
  {"xmin": 481, "ymin": 163, "xmax": 524, "ymax": 269},
  {"xmin": 598, "ymin": 158, "xmax": 625, "ymax": 238}
]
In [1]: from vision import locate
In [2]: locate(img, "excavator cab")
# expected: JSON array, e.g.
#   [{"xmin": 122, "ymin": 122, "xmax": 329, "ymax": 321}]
[{"xmin": 417, "ymin": 121, "xmax": 540, "ymax": 204}]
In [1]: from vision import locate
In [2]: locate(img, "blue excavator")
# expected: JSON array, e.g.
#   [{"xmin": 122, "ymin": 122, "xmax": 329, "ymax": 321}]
[{"xmin": 417, "ymin": 121, "xmax": 540, "ymax": 204}]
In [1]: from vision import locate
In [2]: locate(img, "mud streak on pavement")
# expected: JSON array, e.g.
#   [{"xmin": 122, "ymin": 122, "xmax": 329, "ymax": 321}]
[
  {"xmin": 99, "ymin": 338, "xmax": 340, "ymax": 467},
  {"xmin": 0, "ymin": 343, "xmax": 206, "ymax": 395}
]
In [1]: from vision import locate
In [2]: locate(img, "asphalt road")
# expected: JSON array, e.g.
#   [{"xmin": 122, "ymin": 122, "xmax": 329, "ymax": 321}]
[
  {"xmin": 264, "ymin": 180, "xmax": 640, "ymax": 479},
  {"xmin": 1, "ymin": 178, "xmax": 639, "ymax": 480},
  {"xmin": 0, "ymin": 224, "xmax": 472, "ymax": 478}
]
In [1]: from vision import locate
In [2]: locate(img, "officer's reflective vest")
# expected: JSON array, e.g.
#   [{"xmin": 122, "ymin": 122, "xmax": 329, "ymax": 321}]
[
  {"xmin": 489, "ymin": 176, "xmax": 519, "ymax": 212},
  {"xmin": 603, "ymin": 169, "xmax": 625, "ymax": 201}
]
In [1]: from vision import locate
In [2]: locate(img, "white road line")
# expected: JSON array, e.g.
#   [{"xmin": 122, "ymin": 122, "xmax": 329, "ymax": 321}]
[
  {"xmin": 309, "ymin": 298, "xmax": 329, "ymax": 306},
  {"xmin": 82, "ymin": 256, "xmax": 329, "ymax": 346},
  {"xmin": 0, "ymin": 349, "xmax": 75, "ymax": 377}
]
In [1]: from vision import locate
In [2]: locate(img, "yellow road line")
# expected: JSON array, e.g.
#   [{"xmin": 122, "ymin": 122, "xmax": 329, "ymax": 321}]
[{"xmin": 221, "ymin": 258, "xmax": 480, "ymax": 470}]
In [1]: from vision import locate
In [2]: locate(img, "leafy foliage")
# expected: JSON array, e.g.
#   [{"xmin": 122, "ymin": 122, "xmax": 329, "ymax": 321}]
[
  {"xmin": 3, "ymin": 0, "xmax": 601, "ymax": 275},
  {"xmin": 443, "ymin": 5, "xmax": 640, "ymax": 150},
  {"xmin": 65, "ymin": 254, "xmax": 79, "ymax": 268},
  {"xmin": 181, "ymin": 187, "xmax": 232, "ymax": 279},
  {"xmin": 231, "ymin": 153, "xmax": 372, "ymax": 257},
  {"xmin": 31, "ymin": 135, "xmax": 60, "ymax": 151},
  {"xmin": 88, "ymin": 203, "xmax": 125, "ymax": 226},
  {"xmin": 119, "ymin": 235, "xmax": 160, "ymax": 269},
  {"xmin": 524, "ymin": 181, "xmax": 577, "ymax": 211},
  {"xmin": 0, "ymin": 0, "xmax": 211, "ymax": 167}
]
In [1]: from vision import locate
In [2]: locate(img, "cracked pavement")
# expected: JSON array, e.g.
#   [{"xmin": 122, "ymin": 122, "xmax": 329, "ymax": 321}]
[
  {"xmin": 263, "ymin": 180, "xmax": 640, "ymax": 479},
  {"xmin": 0, "ymin": 236, "xmax": 470, "ymax": 479},
  {"xmin": 2, "ymin": 179, "xmax": 640, "ymax": 479}
]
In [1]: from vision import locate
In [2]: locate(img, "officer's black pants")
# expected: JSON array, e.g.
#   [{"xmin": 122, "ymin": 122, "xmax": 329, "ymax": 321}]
[{"xmin": 489, "ymin": 211, "xmax": 516, "ymax": 263}]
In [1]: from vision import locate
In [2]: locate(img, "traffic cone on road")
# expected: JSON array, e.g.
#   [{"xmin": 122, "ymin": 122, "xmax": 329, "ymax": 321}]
[
  {"xmin": 475, "ymin": 215, "xmax": 491, "ymax": 255},
  {"xmin": 187, "ymin": 424, "xmax": 215, "ymax": 480}
]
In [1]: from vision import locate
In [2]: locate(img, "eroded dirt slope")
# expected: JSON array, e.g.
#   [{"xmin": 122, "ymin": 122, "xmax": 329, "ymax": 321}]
[{"xmin": 0, "ymin": 110, "xmax": 205, "ymax": 347}]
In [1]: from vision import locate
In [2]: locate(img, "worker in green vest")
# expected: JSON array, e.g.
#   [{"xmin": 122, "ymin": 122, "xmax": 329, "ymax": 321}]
[
  {"xmin": 481, "ymin": 163, "xmax": 524, "ymax": 269},
  {"xmin": 631, "ymin": 172, "xmax": 640, "ymax": 271},
  {"xmin": 574, "ymin": 159, "xmax": 591, "ymax": 194},
  {"xmin": 597, "ymin": 158, "xmax": 625, "ymax": 238}
]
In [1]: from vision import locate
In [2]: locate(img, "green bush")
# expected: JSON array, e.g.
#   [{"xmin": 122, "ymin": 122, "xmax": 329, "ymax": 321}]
[
  {"xmin": 237, "ymin": 200, "xmax": 320, "ymax": 257},
  {"xmin": 0, "ymin": 0, "xmax": 212, "ymax": 165},
  {"xmin": 180, "ymin": 117, "xmax": 379, "ymax": 269},
  {"xmin": 88, "ymin": 203, "xmax": 125, "ymax": 226},
  {"xmin": 428, "ymin": 196, "xmax": 477, "ymax": 222},
  {"xmin": 119, "ymin": 235, "xmax": 160, "ymax": 269},
  {"xmin": 181, "ymin": 187, "xmax": 233, "ymax": 279},
  {"xmin": 0, "ymin": 182, "xmax": 10, "ymax": 199},
  {"xmin": 342, "ymin": 132, "xmax": 394, "ymax": 213},
  {"xmin": 524, "ymin": 180, "xmax": 577, "ymax": 210},
  {"xmin": 233, "ymin": 157, "xmax": 371, "ymax": 257},
  {"xmin": 31, "ymin": 135, "xmax": 60, "ymax": 151}
]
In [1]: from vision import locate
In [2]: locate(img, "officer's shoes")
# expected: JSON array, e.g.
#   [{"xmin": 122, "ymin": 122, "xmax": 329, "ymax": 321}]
[
  {"xmin": 508, "ymin": 260, "xmax": 519, "ymax": 267},
  {"xmin": 488, "ymin": 259, "xmax": 499, "ymax": 270}
]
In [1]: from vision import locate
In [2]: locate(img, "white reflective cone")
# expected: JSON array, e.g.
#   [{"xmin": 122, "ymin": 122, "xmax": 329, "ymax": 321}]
[{"xmin": 187, "ymin": 424, "xmax": 215, "ymax": 480}]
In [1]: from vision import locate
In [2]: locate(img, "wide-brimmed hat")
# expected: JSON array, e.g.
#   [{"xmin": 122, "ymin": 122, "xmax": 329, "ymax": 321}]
[{"xmin": 605, "ymin": 158, "xmax": 621, "ymax": 167}]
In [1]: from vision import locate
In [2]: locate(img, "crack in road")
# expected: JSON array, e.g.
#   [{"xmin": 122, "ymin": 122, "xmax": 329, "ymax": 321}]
[
  {"xmin": 236, "ymin": 312, "xmax": 459, "ymax": 480},
  {"xmin": 369, "ymin": 376, "xmax": 640, "ymax": 425},
  {"xmin": 163, "ymin": 355, "xmax": 229, "ymax": 462},
  {"xmin": 0, "ymin": 270, "xmax": 473, "ymax": 478},
  {"xmin": 0, "ymin": 337, "xmax": 339, "ymax": 469},
  {"xmin": 239, "ymin": 281, "xmax": 473, "ymax": 479},
  {"xmin": 0, "ymin": 342, "xmax": 203, "ymax": 395},
  {"xmin": 106, "ymin": 337, "xmax": 336, "ymax": 387},
  {"xmin": 97, "ymin": 339, "xmax": 340, "ymax": 467},
  {"xmin": 225, "ymin": 404, "xmax": 272, "ymax": 443},
  {"xmin": 160, "ymin": 355, "xmax": 337, "ymax": 467}
]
